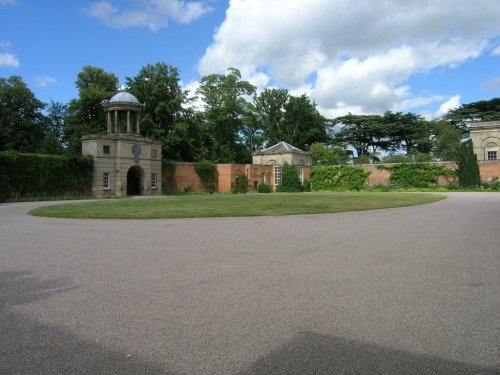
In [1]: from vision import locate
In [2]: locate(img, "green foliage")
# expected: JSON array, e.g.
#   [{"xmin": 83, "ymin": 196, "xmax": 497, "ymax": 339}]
[
  {"xmin": 481, "ymin": 180, "xmax": 500, "ymax": 191},
  {"xmin": 0, "ymin": 151, "xmax": 93, "ymax": 202},
  {"xmin": 382, "ymin": 153, "xmax": 433, "ymax": 163},
  {"xmin": 161, "ymin": 160, "xmax": 176, "ymax": 194},
  {"xmin": 444, "ymin": 98, "xmax": 500, "ymax": 131},
  {"xmin": 311, "ymin": 165, "xmax": 370, "ymax": 191},
  {"xmin": 64, "ymin": 66, "xmax": 119, "ymax": 154},
  {"xmin": 302, "ymin": 178, "xmax": 312, "ymax": 192},
  {"xmin": 277, "ymin": 163, "xmax": 304, "ymax": 192},
  {"xmin": 381, "ymin": 163, "xmax": 456, "ymax": 188},
  {"xmin": 0, "ymin": 76, "xmax": 46, "ymax": 153},
  {"xmin": 257, "ymin": 182, "xmax": 272, "ymax": 193},
  {"xmin": 194, "ymin": 160, "xmax": 217, "ymax": 193},
  {"xmin": 197, "ymin": 68, "xmax": 256, "ymax": 163},
  {"xmin": 311, "ymin": 143, "xmax": 350, "ymax": 165},
  {"xmin": 457, "ymin": 140, "xmax": 481, "ymax": 187},
  {"xmin": 231, "ymin": 172, "xmax": 249, "ymax": 194},
  {"xmin": 431, "ymin": 120, "xmax": 464, "ymax": 161}
]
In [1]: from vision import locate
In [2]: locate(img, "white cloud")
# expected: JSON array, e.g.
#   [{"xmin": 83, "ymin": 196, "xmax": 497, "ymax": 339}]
[
  {"xmin": 34, "ymin": 76, "xmax": 57, "ymax": 87},
  {"xmin": 492, "ymin": 46, "xmax": 500, "ymax": 56},
  {"xmin": 438, "ymin": 95, "xmax": 461, "ymax": 116},
  {"xmin": 199, "ymin": 0, "xmax": 500, "ymax": 117},
  {"xmin": 482, "ymin": 77, "xmax": 500, "ymax": 91},
  {"xmin": 0, "ymin": 52, "xmax": 19, "ymax": 67},
  {"xmin": 85, "ymin": 0, "xmax": 212, "ymax": 32}
]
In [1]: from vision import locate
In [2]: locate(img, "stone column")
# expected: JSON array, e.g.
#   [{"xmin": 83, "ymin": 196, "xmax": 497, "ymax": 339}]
[
  {"xmin": 114, "ymin": 110, "xmax": 118, "ymax": 133},
  {"xmin": 136, "ymin": 114, "xmax": 140, "ymax": 135},
  {"xmin": 107, "ymin": 112, "xmax": 111, "ymax": 133},
  {"xmin": 127, "ymin": 111, "xmax": 131, "ymax": 133}
]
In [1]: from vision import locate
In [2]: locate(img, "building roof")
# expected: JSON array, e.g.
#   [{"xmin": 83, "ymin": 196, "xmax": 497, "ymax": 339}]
[
  {"xmin": 254, "ymin": 141, "xmax": 306, "ymax": 155},
  {"xmin": 109, "ymin": 91, "xmax": 140, "ymax": 106}
]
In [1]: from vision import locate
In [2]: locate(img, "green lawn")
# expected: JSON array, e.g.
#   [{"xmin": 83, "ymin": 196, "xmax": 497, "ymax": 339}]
[{"xmin": 28, "ymin": 192, "xmax": 445, "ymax": 219}]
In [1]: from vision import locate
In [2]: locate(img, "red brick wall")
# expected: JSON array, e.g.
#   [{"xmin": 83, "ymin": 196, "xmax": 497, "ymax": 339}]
[
  {"xmin": 478, "ymin": 160, "xmax": 500, "ymax": 181},
  {"xmin": 174, "ymin": 163, "xmax": 204, "ymax": 192},
  {"xmin": 359, "ymin": 162, "xmax": 458, "ymax": 186}
]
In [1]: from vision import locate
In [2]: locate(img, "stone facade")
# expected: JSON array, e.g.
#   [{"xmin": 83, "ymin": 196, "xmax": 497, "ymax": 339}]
[
  {"xmin": 469, "ymin": 121, "xmax": 500, "ymax": 162},
  {"xmin": 82, "ymin": 92, "xmax": 162, "ymax": 198}
]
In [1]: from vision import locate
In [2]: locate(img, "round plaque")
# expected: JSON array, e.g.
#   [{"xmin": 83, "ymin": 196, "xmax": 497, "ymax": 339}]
[{"xmin": 132, "ymin": 144, "xmax": 142, "ymax": 159}]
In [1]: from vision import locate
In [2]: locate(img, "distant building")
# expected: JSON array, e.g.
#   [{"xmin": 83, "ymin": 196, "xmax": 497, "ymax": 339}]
[
  {"xmin": 469, "ymin": 121, "xmax": 500, "ymax": 181},
  {"xmin": 469, "ymin": 121, "xmax": 500, "ymax": 161},
  {"xmin": 82, "ymin": 92, "xmax": 162, "ymax": 198}
]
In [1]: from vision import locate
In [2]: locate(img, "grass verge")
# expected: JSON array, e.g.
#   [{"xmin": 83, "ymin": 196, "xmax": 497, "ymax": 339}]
[{"xmin": 28, "ymin": 192, "xmax": 445, "ymax": 219}]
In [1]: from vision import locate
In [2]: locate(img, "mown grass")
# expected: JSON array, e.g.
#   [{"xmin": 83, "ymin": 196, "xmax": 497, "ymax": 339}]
[{"xmin": 28, "ymin": 192, "xmax": 445, "ymax": 219}]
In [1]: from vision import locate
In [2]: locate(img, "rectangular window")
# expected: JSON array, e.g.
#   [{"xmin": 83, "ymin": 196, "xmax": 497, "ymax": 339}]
[
  {"xmin": 152, "ymin": 149, "xmax": 157, "ymax": 159},
  {"xmin": 103, "ymin": 145, "xmax": 110, "ymax": 155},
  {"xmin": 298, "ymin": 166, "xmax": 304, "ymax": 183},
  {"xmin": 151, "ymin": 173, "xmax": 157, "ymax": 189},
  {"xmin": 274, "ymin": 166, "xmax": 282, "ymax": 185},
  {"xmin": 103, "ymin": 172, "xmax": 110, "ymax": 190},
  {"xmin": 487, "ymin": 151, "xmax": 497, "ymax": 160}
]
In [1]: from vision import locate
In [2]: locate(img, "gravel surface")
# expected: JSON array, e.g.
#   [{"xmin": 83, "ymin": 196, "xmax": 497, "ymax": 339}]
[{"xmin": 0, "ymin": 193, "xmax": 499, "ymax": 374}]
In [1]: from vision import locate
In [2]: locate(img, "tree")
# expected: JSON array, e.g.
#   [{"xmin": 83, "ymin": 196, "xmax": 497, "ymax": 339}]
[
  {"xmin": 0, "ymin": 76, "xmax": 46, "ymax": 152},
  {"xmin": 64, "ymin": 66, "xmax": 119, "ymax": 154},
  {"xmin": 197, "ymin": 68, "xmax": 256, "ymax": 163},
  {"xmin": 277, "ymin": 163, "xmax": 303, "ymax": 192},
  {"xmin": 384, "ymin": 111, "xmax": 432, "ymax": 155},
  {"xmin": 126, "ymin": 62, "xmax": 186, "ymax": 142},
  {"xmin": 456, "ymin": 139, "xmax": 480, "ymax": 187},
  {"xmin": 332, "ymin": 114, "xmax": 391, "ymax": 157},
  {"xmin": 431, "ymin": 120, "xmax": 463, "ymax": 161},
  {"xmin": 40, "ymin": 100, "xmax": 68, "ymax": 154},
  {"xmin": 444, "ymin": 97, "xmax": 500, "ymax": 131},
  {"xmin": 252, "ymin": 89, "xmax": 328, "ymax": 149},
  {"xmin": 310, "ymin": 143, "xmax": 350, "ymax": 165}
]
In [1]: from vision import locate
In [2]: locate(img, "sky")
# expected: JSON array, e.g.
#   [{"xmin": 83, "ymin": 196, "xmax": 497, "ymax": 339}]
[{"xmin": 1, "ymin": 0, "xmax": 499, "ymax": 119}]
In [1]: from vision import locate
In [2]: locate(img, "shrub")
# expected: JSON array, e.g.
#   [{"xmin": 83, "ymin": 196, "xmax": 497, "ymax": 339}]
[
  {"xmin": 231, "ymin": 172, "xmax": 249, "ymax": 194},
  {"xmin": 457, "ymin": 140, "xmax": 480, "ymax": 187},
  {"xmin": 194, "ymin": 160, "xmax": 217, "ymax": 193},
  {"xmin": 161, "ymin": 160, "xmax": 176, "ymax": 194},
  {"xmin": 277, "ymin": 163, "xmax": 303, "ymax": 192},
  {"xmin": 311, "ymin": 165, "xmax": 370, "ymax": 191},
  {"xmin": 257, "ymin": 182, "xmax": 272, "ymax": 193}
]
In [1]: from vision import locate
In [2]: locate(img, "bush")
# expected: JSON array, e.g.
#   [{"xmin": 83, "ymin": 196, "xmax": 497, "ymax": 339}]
[
  {"xmin": 194, "ymin": 160, "xmax": 217, "ymax": 193},
  {"xmin": 311, "ymin": 165, "xmax": 370, "ymax": 191},
  {"xmin": 277, "ymin": 163, "xmax": 303, "ymax": 192},
  {"xmin": 457, "ymin": 140, "xmax": 480, "ymax": 187},
  {"xmin": 0, "ymin": 151, "xmax": 93, "ymax": 202},
  {"xmin": 161, "ymin": 160, "xmax": 176, "ymax": 195},
  {"xmin": 231, "ymin": 172, "xmax": 249, "ymax": 194},
  {"xmin": 257, "ymin": 182, "xmax": 272, "ymax": 193}
]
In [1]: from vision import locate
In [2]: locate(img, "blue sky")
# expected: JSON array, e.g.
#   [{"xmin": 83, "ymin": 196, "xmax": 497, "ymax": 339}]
[{"xmin": 1, "ymin": 0, "xmax": 499, "ymax": 119}]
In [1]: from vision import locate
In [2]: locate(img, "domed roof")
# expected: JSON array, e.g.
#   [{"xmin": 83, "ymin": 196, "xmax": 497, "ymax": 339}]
[{"xmin": 109, "ymin": 91, "xmax": 140, "ymax": 105}]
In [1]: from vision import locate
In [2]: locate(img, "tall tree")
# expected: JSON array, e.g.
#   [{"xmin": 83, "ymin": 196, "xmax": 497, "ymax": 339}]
[
  {"xmin": 40, "ymin": 100, "xmax": 68, "ymax": 154},
  {"xmin": 64, "ymin": 66, "xmax": 119, "ymax": 154},
  {"xmin": 197, "ymin": 68, "xmax": 256, "ymax": 163},
  {"xmin": 384, "ymin": 111, "xmax": 432, "ymax": 155},
  {"xmin": 252, "ymin": 88, "xmax": 288, "ymax": 146},
  {"xmin": 0, "ymin": 75, "xmax": 46, "ymax": 152},
  {"xmin": 126, "ymin": 62, "xmax": 186, "ymax": 143},
  {"xmin": 332, "ymin": 114, "xmax": 391, "ymax": 157},
  {"xmin": 457, "ymin": 139, "xmax": 481, "ymax": 187}
]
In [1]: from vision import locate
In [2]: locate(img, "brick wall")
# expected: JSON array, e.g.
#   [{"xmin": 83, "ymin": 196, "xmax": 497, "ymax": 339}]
[{"xmin": 478, "ymin": 160, "xmax": 500, "ymax": 181}]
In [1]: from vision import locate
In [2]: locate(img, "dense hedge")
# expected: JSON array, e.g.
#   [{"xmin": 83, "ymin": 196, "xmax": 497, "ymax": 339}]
[
  {"xmin": 277, "ymin": 163, "xmax": 303, "ymax": 192},
  {"xmin": 311, "ymin": 166, "xmax": 371, "ymax": 191},
  {"xmin": 0, "ymin": 151, "xmax": 93, "ymax": 201},
  {"xmin": 379, "ymin": 163, "xmax": 456, "ymax": 188}
]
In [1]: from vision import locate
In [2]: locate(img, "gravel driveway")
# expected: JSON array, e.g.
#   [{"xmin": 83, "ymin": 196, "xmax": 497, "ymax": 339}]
[{"xmin": 0, "ymin": 192, "xmax": 499, "ymax": 374}]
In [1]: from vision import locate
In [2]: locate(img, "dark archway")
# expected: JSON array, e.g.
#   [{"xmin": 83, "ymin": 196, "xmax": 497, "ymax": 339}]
[{"xmin": 127, "ymin": 166, "xmax": 142, "ymax": 196}]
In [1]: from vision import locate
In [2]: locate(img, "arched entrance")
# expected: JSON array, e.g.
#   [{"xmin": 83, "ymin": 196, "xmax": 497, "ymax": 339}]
[{"xmin": 127, "ymin": 166, "xmax": 143, "ymax": 196}]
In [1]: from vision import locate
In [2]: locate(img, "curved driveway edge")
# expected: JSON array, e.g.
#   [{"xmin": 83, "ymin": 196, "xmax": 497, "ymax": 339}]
[{"xmin": 1, "ymin": 193, "xmax": 499, "ymax": 374}]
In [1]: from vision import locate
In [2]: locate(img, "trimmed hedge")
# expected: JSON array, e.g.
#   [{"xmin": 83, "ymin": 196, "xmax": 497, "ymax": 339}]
[
  {"xmin": 311, "ymin": 166, "xmax": 371, "ymax": 191},
  {"xmin": 0, "ymin": 151, "xmax": 93, "ymax": 201}
]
